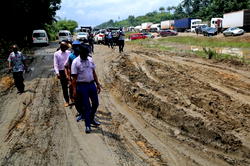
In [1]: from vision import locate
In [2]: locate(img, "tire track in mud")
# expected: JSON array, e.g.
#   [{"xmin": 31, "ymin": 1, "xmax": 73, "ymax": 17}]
[
  {"xmin": 99, "ymin": 91, "xmax": 168, "ymax": 166},
  {"xmin": 0, "ymin": 69, "xmax": 61, "ymax": 165},
  {"xmin": 95, "ymin": 45, "xmax": 250, "ymax": 166},
  {"xmin": 0, "ymin": 44, "xmax": 83, "ymax": 165},
  {"xmin": 132, "ymin": 50, "xmax": 250, "ymax": 104},
  {"xmin": 131, "ymin": 49, "xmax": 249, "ymax": 137}
]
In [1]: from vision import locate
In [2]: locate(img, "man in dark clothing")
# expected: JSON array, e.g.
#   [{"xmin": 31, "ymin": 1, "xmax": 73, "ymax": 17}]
[
  {"xmin": 106, "ymin": 29, "xmax": 113, "ymax": 49},
  {"xmin": 8, "ymin": 45, "xmax": 27, "ymax": 94},
  {"xmin": 118, "ymin": 28, "xmax": 125, "ymax": 53},
  {"xmin": 88, "ymin": 32, "xmax": 94, "ymax": 53}
]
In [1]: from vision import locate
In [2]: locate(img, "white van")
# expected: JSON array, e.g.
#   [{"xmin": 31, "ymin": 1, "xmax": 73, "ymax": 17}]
[
  {"xmin": 32, "ymin": 30, "xmax": 49, "ymax": 45},
  {"xmin": 58, "ymin": 30, "xmax": 73, "ymax": 42}
]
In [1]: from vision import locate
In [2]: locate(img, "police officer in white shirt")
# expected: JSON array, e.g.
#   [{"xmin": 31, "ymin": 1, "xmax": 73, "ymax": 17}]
[{"xmin": 71, "ymin": 44, "xmax": 101, "ymax": 133}]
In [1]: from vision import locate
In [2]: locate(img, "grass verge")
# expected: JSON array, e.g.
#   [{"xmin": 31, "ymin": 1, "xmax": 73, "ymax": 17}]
[
  {"xmin": 127, "ymin": 38, "xmax": 250, "ymax": 65},
  {"xmin": 158, "ymin": 36, "xmax": 250, "ymax": 48}
]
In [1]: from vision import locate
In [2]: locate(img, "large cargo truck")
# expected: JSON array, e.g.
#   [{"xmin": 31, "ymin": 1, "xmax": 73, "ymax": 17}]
[
  {"xmin": 222, "ymin": 10, "xmax": 250, "ymax": 31},
  {"xmin": 160, "ymin": 20, "xmax": 174, "ymax": 30},
  {"xmin": 141, "ymin": 22, "xmax": 153, "ymax": 31},
  {"xmin": 174, "ymin": 18, "xmax": 192, "ymax": 32},
  {"xmin": 150, "ymin": 24, "xmax": 160, "ymax": 32}
]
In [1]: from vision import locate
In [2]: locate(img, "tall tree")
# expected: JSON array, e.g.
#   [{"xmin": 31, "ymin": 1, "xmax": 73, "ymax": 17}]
[
  {"xmin": 159, "ymin": 7, "xmax": 165, "ymax": 13},
  {"xmin": 182, "ymin": 0, "xmax": 193, "ymax": 15},
  {"xmin": 1, "ymin": 0, "xmax": 61, "ymax": 44}
]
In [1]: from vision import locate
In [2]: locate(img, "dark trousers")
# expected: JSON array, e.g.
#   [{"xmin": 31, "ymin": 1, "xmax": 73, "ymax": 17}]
[
  {"xmin": 77, "ymin": 82, "xmax": 99, "ymax": 127},
  {"xmin": 108, "ymin": 38, "xmax": 113, "ymax": 48},
  {"xmin": 59, "ymin": 70, "xmax": 69, "ymax": 103},
  {"xmin": 13, "ymin": 72, "xmax": 25, "ymax": 92},
  {"xmin": 89, "ymin": 43, "xmax": 94, "ymax": 53},
  {"xmin": 118, "ymin": 40, "xmax": 125, "ymax": 53}
]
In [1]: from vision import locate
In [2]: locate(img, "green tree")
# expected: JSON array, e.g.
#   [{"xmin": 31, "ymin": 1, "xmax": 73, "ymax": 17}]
[
  {"xmin": 2, "ymin": 0, "xmax": 61, "ymax": 42},
  {"xmin": 182, "ymin": 0, "xmax": 193, "ymax": 15},
  {"xmin": 159, "ymin": 7, "xmax": 165, "ymax": 13},
  {"xmin": 56, "ymin": 19, "xmax": 78, "ymax": 33}
]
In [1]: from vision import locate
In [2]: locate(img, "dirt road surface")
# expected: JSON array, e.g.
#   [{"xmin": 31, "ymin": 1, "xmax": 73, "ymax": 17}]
[{"xmin": 0, "ymin": 42, "xmax": 249, "ymax": 166}]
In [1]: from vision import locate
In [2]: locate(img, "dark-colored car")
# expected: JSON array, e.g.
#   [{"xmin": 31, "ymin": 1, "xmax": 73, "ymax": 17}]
[
  {"xmin": 203, "ymin": 27, "xmax": 218, "ymax": 36},
  {"xmin": 195, "ymin": 25, "xmax": 209, "ymax": 34},
  {"xmin": 159, "ymin": 30, "xmax": 178, "ymax": 37}
]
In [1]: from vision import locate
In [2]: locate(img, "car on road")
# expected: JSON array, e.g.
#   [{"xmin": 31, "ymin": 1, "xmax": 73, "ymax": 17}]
[
  {"xmin": 58, "ymin": 30, "xmax": 73, "ymax": 42},
  {"xmin": 203, "ymin": 27, "xmax": 218, "ymax": 36},
  {"xmin": 143, "ymin": 32, "xmax": 154, "ymax": 38},
  {"xmin": 128, "ymin": 33, "xmax": 147, "ymax": 40},
  {"xmin": 195, "ymin": 25, "xmax": 209, "ymax": 34},
  {"xmin": 223, "ymin": 27, "xmax": 245, "ymax": 36},
  {"xmin": 94, "ymin": 30, "xmax": 106, "ymax": 44},
  {"xmin": 159, "ymin": 30, "xmax": 178, "ymax": 37},
  {"xmin": 76, "ymin": 32, "xmax": 88, "ymax": 41},
  {"xmin": 32, "ymin": 30, "xmax": 49, "ymax": 45}
]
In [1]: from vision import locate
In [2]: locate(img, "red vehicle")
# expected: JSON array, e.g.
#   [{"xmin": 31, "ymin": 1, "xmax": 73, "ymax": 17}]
[{"xmin": 129, "ymin": 33, "xmax": 147, "ymax": 40}]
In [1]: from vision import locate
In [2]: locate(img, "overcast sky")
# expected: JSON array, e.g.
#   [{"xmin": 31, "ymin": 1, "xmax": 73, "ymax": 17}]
[{"xmin": 56, "ymin": 0, "xmax": 182, "ymax": 27}]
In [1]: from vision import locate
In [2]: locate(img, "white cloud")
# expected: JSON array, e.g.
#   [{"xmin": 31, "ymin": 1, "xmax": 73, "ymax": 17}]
[{"xmin": 57, "ymin": 0, "xmax": 182, "ymax": 26}]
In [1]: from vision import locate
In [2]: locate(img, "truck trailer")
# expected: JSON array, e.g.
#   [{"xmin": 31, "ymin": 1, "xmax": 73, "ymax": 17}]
[
  {"xmin": 174, "ymin": 18, "xmax": 193, "ymax": 32},
  {"xmin": 160, "ymin": 20, "xmax": 174, "ymax": 30},
  {"xmin": 141, "ymin": 22, "xmax": 153, "ymax": 32},
  {"xmin": 222, "ymin": 10, "xmax": 250, "ymax": 31}
]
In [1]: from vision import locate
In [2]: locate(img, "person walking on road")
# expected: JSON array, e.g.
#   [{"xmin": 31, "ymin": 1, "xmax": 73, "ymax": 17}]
[
  {"xmin": 65, "ymin": 40, "xmax": 81, "ymax": 103},
  {"xmin": 8, "ymin": 45, "xmax": 27, "ymax": 94},
  {"xmin": 106, "ymin": 29, "xmax": 113, "ymax": 49},
  {"xmin": 71, "ymin": 45, "xmax": 101, "ymax": 133},
  {"xmin": 54, "ymin": 42, "xmax": 70, "ymax": 107},
  {"xmin": 118, "ymin": 28, "xmax": 125, "ymax": 53},
  {"xmin": 64, "ymin": 40, "xmax": 83, "ymax": 120},
  {"xmin": 88, "ymin": 32, "xmax": 94, "ymax": 53}
]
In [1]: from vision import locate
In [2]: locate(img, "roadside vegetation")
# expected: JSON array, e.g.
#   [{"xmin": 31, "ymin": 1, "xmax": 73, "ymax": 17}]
[
  {"xmin": 45, "ymin": 19, "xmax": 78, "ymax": 41},
  {"xmin": 0, "ymin": 0, "xmax": 62, "ymax": 70},
  {"xmin": 158, "ymin": 36, "xmax": 250, "ymax": 48}
]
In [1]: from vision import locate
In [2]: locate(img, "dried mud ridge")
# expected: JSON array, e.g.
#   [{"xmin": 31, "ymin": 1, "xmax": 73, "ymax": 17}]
[
  {"xmin": 0, "ymin": 76, "xmax": 62, "ymax": 165},
  {"xmin": 108, "ymin": 48, "xmax": 250, "ymax": 165}
]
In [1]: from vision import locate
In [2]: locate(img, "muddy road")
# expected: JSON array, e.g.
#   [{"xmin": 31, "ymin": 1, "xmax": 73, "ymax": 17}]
[{"xmin": 0, "ymin": 42, "xmax": 249, "ymax": 166}]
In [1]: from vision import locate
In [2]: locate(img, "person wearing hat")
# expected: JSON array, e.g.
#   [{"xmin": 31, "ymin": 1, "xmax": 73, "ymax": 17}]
[
  {"xmin": 71, "ymin": 44, "xmax": 101, "ymax": 133},
  {"xmin": 64, "ymin": 40, "xmax": 84, "ymax": 120},
  {"xmin": 54, "ymin": 41, "xmax": 71, "ymax": 107}
]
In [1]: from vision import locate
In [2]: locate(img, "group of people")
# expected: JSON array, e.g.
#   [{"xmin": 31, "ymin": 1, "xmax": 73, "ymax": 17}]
[
  {"xmin": 105, "ymin": 28, "xmax": 125, "ymax": 53},
  {"xmin": 7, "ymin": 39, "xmax": 101, "ymax": 134},
  {"xmin": 54, "ymin": 40, "xmax": 101, "ymax": 133}
]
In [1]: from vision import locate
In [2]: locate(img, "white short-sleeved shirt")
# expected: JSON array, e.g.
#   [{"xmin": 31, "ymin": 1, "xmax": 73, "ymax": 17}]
[{"xmin": 71, "ymin": 56, "xmax": 95, "ymax": 82}]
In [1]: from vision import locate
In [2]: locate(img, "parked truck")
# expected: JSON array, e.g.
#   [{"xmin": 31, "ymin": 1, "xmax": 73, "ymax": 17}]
[
  {"xmin": 150, "ymin": 24, "xmax": 160, "ymax": 32},
  {"xmin": 141, "ymin": 22, "xmax": 153, "ymax": 32},
  {"xmin": 222, "ymin": 10, "xmax": 250, "ymax": 31},
  {"xmin": 174, "ymin": 18, "xmax": 193, "ymax": 32},
  {"xmin": 160, "ymin": 20, "xmax": 174, "ymax": 30}
]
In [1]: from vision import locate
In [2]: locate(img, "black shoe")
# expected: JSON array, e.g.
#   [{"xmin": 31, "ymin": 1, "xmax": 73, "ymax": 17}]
[
  {"xmin": 85, "ymin": 127, "xmax": 91, "ymax": 134},
  {"xmin": 91, "ymin": 120, "xmax": 101, "ymax": 126}
]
